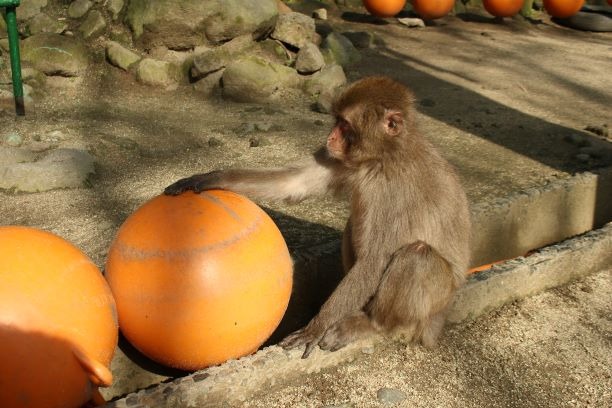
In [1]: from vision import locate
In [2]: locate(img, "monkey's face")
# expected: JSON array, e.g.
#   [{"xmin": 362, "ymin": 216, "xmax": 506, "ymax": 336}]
[
  {"xmin": 329, "ymin": 77, "xmax": 413, "ymax": 164},
  {"xmin": 326, "ymin": 117, "xmax": 354, "ymax": 160}
]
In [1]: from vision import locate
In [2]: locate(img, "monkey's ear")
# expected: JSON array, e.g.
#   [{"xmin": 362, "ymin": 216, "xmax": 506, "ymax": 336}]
[{"xmin": 383, "ymin": 110, "xmax": 404, "ymax": 137}]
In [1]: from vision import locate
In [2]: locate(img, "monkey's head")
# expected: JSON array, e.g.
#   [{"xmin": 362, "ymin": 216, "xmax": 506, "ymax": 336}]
[{"xmin": 327, "ymin": 76, "xmax": 415, "ymax": 164}]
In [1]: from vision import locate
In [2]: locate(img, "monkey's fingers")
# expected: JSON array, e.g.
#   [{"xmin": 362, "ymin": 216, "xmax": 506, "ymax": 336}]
[
  {"xmin": 164, "ymin": 175, "xmax": 208, "ymax": 195},
  {"xmin": 164, "ymin": 178, "xmax": 195, "ymax": 195},
  {"xmin": 301, "ymin": 341, "xmax": 317, "ymax": 359},
  {"xmin": 278, "ymin": 328, "xmax": 306, "ymax": 349}
]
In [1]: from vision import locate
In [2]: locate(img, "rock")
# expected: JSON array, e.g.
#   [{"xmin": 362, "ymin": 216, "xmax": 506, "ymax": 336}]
[
  {"xmin": 256, "ymin": 39, "xmax": 293, "ymax": 66},
  {"xmin": 304, "ymin": 64, "xmax": 346, "ymax": 96},
  {"xmin": 135, "ymin": 58, "xmax": 181, "ymax": 90},
  {"xmin": 0, "ymin": 146, "xmax": 36, "ymax": 165},
  {"xmin": 579, "ymin": 146, "xmax": 603, "ymax": 159},
  {"xmin": 68, "ymin": 0, "xmax": 93, "ymax": 19},
  {"xmin": 376, "ymin": 388, "xmax": 407, "ymax": 405},
  {"xmin": 271, "ymin": 12, "xmax": 317, "ymax": 49},
  {"xmin": 79, "ymin": 10, "xmax": 107, "ymax": 39},
  {"xmin": 295, "ymin": 42, "xmax": 325, "ymax": 74},
  {"xmin": 191, "ymin": 35, "xmax": 254, "ymax": 79},
  {"xmin": 193, "ymin": 69, "xmax": 224, "ymax": 96},
  {"xmin": 397, "ymin": 17, "xmax": 426, "ymax": 28},
  {"xmin": 313, "ymin": 89, "xmax": 334, "ymax": 113},
  {"xmin": 107, "ymin": 0, "xmax": 125, "ymax": 20},
  {"xmin": 313, "ymin": 8, "xmax": 328, "ymax": 20},
  {"xmin": 563, "ymin": 133, "xmax": 590, "ymax": 147},
  {"xmin": 21, "ymin": 34, "xmax": 90, "ymax": 77},
  {"xmin": 249, "ymin": 136, "xmax": 271, "ymax": 147},
  {"xmin": 222, "ymin": 56, "xmax": 301, "ymax": 103},
  {"xmin": 205, "ymin": 0, "xmax": 278, "ymax": 43},
  {"xmin": 126, "ymin": 0, "xmax": 278, "ymax": 49},
  {"xmin": 207, "ymin": 137, "xmax": 223, "ymax": 147},
  {"xmin": 106, "ymin": 41, "xmax": 141, "ymax": 71},
  {"xmin": 0, "ymin": 148, "xmax": 95, "ymax": 193},
  {"xmin": 21, "ymin": 68, "xmax": 47, "ymax": 89},
  {"xmin": 585, "ymin": 124, "xmax": 609, "ymax": 138},
  {"xmin": 321, "ymin": 32, "xmax": 360, "ymax": 66},
  {"xmin": 342, "ymin": 31, "xmax": 374, "ymax": 49},
  {"xmin": 575, "ymin": 153, "xmax": 591, "ymax": 163},
  {"xmin": 2, "ymin": 133, "xmax": 23, "ymax": 147},
  {"xmin": 27, "ymin": 13, "xmax": 67, "ymax": 35},
  {"xmin": 276, "ymin": 0, "xmax": 293, "ymax": 14},
  {"xmin": 17, "ymin": 0, "xmax": 48, "ymax": 22}
]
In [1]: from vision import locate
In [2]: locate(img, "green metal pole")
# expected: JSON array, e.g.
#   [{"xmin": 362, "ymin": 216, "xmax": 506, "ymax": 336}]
[{"xmin": 4, "ymin": 5, "xmax": 24, "ymax": 115}]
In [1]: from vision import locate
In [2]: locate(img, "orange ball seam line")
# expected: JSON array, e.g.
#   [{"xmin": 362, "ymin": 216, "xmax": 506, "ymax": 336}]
[{"xmin": 112, "ymin": 213, "xmax": 264, "ymax": 262}]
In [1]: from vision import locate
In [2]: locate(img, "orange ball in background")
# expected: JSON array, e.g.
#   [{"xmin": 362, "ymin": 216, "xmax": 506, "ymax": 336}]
[
  {"xmin": 0, "ymin": 226, "xmax": 117, "ymax": 408},
  {"xmin": 483, "ymin": 0, "xmax": 524, "ymax": 17},
  {"xmin": 411, "ymin": 0, "xmax": 455, "ymax": 19},
  {"xmin": 363, "ymin": 0, "xmax": 407, "ymax": 17},
  {"xmin": 543, "ymin": 0, "xmax": 584, "ymax": 18},
  {"xmin": 105, "ymin": 190, "xmax": 293, "ymax": 371}
]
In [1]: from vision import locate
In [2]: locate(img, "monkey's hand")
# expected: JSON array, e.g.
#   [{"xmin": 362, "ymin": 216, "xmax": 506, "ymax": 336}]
[
  {"xmin": 279, "ymin": 319, "xmax": 329, "ymax": 358},
  {"xmin": 164, "ymin": 171, "xmax": 223, "ymax": 195}
]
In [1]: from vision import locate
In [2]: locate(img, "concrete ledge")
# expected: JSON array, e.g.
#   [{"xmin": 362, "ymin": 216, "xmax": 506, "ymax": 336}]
[
  {"xmin": 104, "ymin": 222, "xmax": 612, "ymax": 407},
  {"xmin": 470, "ymin": 168, "xmax": 612, "ymax": 266}
]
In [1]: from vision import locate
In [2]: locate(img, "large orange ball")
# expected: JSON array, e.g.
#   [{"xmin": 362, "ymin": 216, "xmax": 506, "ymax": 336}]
[
  {"xmin": 483, "ymin": 0, "xmax": 524, "ymax": 17},
  {"xmin": 411, "ymin": 0, "xmax": 454, "ymax": 19},
  {"xmin": 105, "ymin": 190, "xmax": 293, "ymax": 371},
  {"xmin": 0, "ymin": 226, "xmax": 117, "ymax": 408},
  {"xmin": 543, "ymin": 0, "xmax": 584, "ymax": 18},
  {"xmin": 363, "ymin": 0, "xmax": 407, "ymax": 17}
]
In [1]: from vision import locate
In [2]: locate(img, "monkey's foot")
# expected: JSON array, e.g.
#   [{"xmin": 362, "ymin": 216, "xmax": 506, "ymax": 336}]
[
  {"xmin": 319, "ymin": 312, "xmax": 378, "ymax": 352},
  {"xmin": 279, "ymin": 321, "xmax": 327, "ymax": 358}
]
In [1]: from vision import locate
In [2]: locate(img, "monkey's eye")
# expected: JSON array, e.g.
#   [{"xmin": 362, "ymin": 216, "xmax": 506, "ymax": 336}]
[
  {"xmin": 388, "ymin": 120, "xmax": 397, "ymax": 129},
  {"xmin": 337, "ymin": 119, "xmax": 350, "ymax": 132}
]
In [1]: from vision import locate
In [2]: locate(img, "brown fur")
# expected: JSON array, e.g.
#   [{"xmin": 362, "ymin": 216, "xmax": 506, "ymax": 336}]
[{"xmin": 165, "ymin": 76, "xmax": 471, "ymax": 357}]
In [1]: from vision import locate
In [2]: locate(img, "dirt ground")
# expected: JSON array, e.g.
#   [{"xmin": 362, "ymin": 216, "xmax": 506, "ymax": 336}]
[
  {"xmin": 1, "ymin": 13, "xmax": 610, "ymax": 263},
  {"xmin": 241, "ymin": 269, "xmax": 611, "ymax": 408},
  {"xmin": 1, "ymin": 9, "xmax": 611, "ymax": 408}
]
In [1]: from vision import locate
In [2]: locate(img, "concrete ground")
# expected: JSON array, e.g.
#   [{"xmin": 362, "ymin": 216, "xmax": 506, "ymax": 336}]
[
  {"xmin": 243, "ymin": 269, "xmax": 612, "ymax": 408},
  {"xmin": 0, "ymin": 7, "xmax": 611, "ymax": 408}
]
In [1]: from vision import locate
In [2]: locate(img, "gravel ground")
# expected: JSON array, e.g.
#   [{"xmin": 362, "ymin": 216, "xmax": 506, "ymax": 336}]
[{"xmin": 243, "ymin": 270, "xmax": 611, "ymax": 408}]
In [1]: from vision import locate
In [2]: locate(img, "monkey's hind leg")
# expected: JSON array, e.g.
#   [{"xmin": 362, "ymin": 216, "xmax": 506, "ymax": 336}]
[{"xmin": 368, "ymin": 241, "xmax": 459, "ymax": 348}]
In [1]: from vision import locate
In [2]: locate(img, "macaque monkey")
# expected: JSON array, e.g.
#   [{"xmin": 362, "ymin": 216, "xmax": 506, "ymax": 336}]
[{"xmin": 165, "ymin": 77, "xmax": 471, "ymax": 358}]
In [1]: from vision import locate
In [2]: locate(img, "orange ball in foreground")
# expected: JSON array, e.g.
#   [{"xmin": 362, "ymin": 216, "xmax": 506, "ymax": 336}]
[
  {"xmin": 543, "ymin": 0, "xmax": 584, "ymax": 18},
  {"xmin": 483, "ymin": 0, "xmax": 524, "ymax": 17},
  {"xmin": 411, "ymin": 0, "xmax": 455, "ymax": 19},
  {"xmin": 363, "ymin": 0, "xmax": 407, "ymax": 17},
  {"xmin": 0, "ymin": 226, "xmax": 117, "ymax": 408},
  {"xmin": 105, "ymin": 190, "xmax": 293, "ymax": 371}
]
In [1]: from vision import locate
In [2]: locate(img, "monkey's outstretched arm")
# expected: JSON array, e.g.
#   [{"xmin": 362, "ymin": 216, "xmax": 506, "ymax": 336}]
[{"xmin": 165, "ymin": 148, "xmax": 343, "ymax": 202}]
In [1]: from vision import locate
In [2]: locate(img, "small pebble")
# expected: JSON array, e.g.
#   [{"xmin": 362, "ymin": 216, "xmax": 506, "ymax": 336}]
[
  {"xmin": 3, "ymin": 132, "xmax": 22, "ymax": 147},
  {"xmin": 207, "ymin": 137, "xmax": 223, "ymax": 147},
  {"xmin": 313, "ymin": 8, "xmax": 328, "ymax": 20},
  {"xmin": 377, "ymin": 387, "xmax": 407, "ymax": 405},
  {"xmin": 564, "ymin": 133, "xmax": 590, "ymax": 147},
  {"xmin": 397, "ymin": 17, "xmax": 425, "ymax": 28},
  {"xmin": 361, "ymin": 346, "xmax": 374, "ymax": 355},
  {"xmin": 584, "ymin": 124, "xmax": 608, "ymax": 138},
  {"xmin": 578, "ymin": 146, "xmax": 602, "ymax": 159},
  {"xmin": 255, "ymin": 122, "xmax": 272, "ymax": 132},
  {"xmin": 249, "ymin": 137, "xmax": 260, "ymax": 147},
  {"xmin": 575, "ymin": 153, "xmax": 590, "ymax": 163}
]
